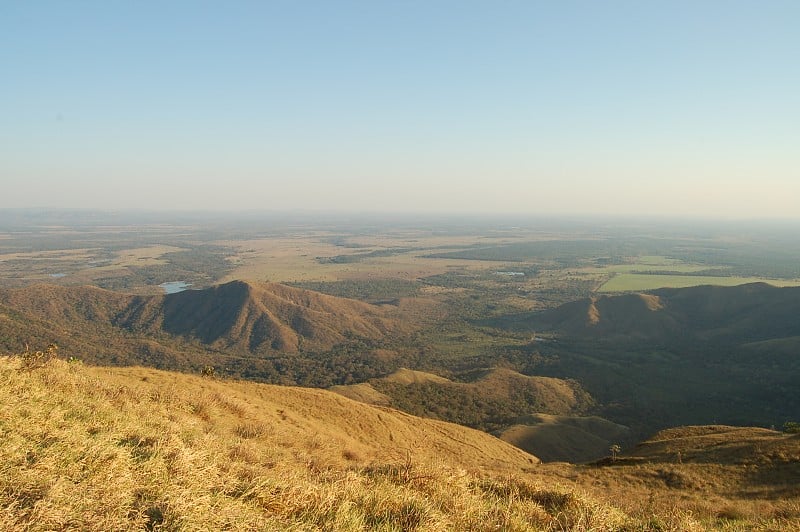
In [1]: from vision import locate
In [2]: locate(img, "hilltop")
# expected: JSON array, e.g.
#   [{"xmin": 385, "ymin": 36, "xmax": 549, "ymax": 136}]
[
  {"xmin": 3, "ymin": 355, "xmax": 799, "ymax": 530},
  {"xmin": 0, "ymin": 281, "xmax": 408, "ymax": 384},
  {"xmin": 117, "ymin": 280, "xmax": 401, "ymax": 353},
  {"xmin": 332, "ymin": 367, "xmax": 632, "ymax": 462},
  {"xmin": 488, "ymin": 283, "xmax": 800, "ymax": 436},
  {"xmin": 503, "ymin": 282, "xmax": 800, "ymax": 344},
  {"xmin": 0, "ymin": 280, "xmax": 401, "ymax": 354},
  {"xmin": 528, "ymin": 425, "xmax": 800, "ymax": 529},
  {"xmin": 333, "ymin": 367, "xmax": 592, "ymax": 430},
  {"xmin": 1, "ymin": 355, "xmax": 636, "ymax": 531}
]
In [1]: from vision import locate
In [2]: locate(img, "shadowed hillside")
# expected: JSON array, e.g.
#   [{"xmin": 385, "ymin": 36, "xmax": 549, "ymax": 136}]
[
  {"xmin": 0, "ymin": 281, "xmax": 410, "ymax": 385},
  {"xmin": 488, "ymin": 283, "xmax": 800, "ymax": 436},
  {"xmin": 503, "ymin": 283, "xmax": 800, "ymax": 344},
  {"xmin": 117, "ymin": 280, "xmax": 400, "ymax": 353},
  {"xmin": 0, "ymin": 281, "xmax": 400, "ymax": 355}
]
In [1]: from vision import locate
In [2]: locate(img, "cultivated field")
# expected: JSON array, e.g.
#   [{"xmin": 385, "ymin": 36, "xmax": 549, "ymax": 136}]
[{"xmin": 598, "ymin": 273, "xmax": 800, "ymax": 292}]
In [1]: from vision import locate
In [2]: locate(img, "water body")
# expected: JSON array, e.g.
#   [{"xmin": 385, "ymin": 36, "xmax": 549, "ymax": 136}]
[
  {"xmin": 159, "ymin": 281, "xmax": 191, "ymax": 294},
  {"xmin": 494, "ymin": 271, "xmax": 525, "ymax": 277},
  {"xmin": 49, "ymin": 273, "xmax": 67, "ymax": 278}
]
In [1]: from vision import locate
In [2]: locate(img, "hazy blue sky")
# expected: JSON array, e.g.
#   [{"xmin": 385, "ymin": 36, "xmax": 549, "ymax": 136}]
[{"xmin": 2, "ymin": 1, "xmax": 798, "ymax": 218}]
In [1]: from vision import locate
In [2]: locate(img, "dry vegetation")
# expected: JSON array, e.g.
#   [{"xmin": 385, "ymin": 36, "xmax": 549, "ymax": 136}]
[
  {"xmin": 1, "ymin": 354, "xmax": 760, "ymax": 531},
  {"xmin": 216, "ymin": 233, "xmax": 516, "ymax": 285},
  {"xmin": 334, "ymin": 367, "xmax": 594, "ymax": 439},
  {"xmin": 530, "ymin": 426, "xmax": 800, "ymax": 531}
]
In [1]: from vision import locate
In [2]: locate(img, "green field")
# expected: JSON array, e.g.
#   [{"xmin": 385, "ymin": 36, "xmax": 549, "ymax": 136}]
[
  {"xmin": 600, "ymin": 255, "xmax": 710, "ymax": 274},
  {"xmin": 598, "ymin": 273, "xmax": 800, "ymax": 292}
]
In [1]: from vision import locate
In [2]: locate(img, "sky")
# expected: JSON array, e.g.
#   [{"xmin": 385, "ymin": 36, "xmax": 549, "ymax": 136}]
[{"xmin": 2, "ymin": 1, "xmax": 799, "ymax": 218}]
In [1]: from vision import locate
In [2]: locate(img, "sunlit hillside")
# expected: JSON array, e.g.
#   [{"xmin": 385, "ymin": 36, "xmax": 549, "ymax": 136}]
[
  {"xmin": 3, "ymin": 352, "xmax": 800, "ymax": 530},
  {"xmin": 1, "ymin": 355, "xmax": 624, "ymax": 531}
]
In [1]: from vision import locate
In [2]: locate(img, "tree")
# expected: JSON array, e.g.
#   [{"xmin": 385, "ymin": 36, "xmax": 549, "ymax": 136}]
[{"xmin": 609, "ymin": 444, "xmax": 621, "ymax": 462}]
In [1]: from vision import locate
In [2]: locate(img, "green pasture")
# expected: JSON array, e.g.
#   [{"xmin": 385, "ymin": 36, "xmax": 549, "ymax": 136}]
[{"xmin": 598, "ymin": 273, "xmax": 800, "ymax": 292}]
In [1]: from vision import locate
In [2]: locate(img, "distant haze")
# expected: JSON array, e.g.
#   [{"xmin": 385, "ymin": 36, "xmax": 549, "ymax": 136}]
[{"xmin": 2, "ymin": 1, "xmax": 798, "ymax": 218}]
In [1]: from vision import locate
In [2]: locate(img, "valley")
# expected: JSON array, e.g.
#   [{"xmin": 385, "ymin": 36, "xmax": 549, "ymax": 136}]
[{"xmin": 2, "ymin": 211, "xmax": 800, "ymax": 529}]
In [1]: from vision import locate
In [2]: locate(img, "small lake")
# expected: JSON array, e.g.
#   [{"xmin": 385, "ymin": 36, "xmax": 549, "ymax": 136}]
[
  {"xmin": 159, "ymin": 281, "xmax": 192, "ymax": 294},
  {"xmin": 49, "ymin": 273, "xmax": 67, "ymax": 278}
]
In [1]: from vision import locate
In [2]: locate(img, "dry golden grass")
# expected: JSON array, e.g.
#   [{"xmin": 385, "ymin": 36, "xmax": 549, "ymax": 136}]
[
  {"xmin": 216, "ymin": 233, "xmax": 515, "ymax": 284},
  {"xmin": 526, "ymin": 425, "xmax": 800, "ymax": 531},
  {"xmin": 111, "ymin": 246, "xmax": 187, "ymax": 267},
  {"xmin": 499, "ymin": 414, "xmax": 631, "ymax": 463},
  {"xmin": 0, "ymin": 245, "xmax": 187, "ymax": 285},
  {"xmin": 0, "ymin": 356, "xmax": 551, "ymax": 530},
  {"xmin": 3, "ymin": 356, "xmax": 798, "ymax": 530},
  {"xmin": 380, "ymin": 368, "xmax": 452, "ymax": 386},
  {"xmin": 0, "ymin": 249, "xmax": 96, "ymax": 264},
  {"xmin": 328, "ymin": 383, "xmax": 393, "ymax": 406}
]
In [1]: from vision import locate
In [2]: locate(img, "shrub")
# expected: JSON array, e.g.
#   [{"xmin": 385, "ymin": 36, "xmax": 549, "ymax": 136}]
[
  {"xmin": 19, "ymin": 343, "xmax": 59, "ymax": 370},
  {"xmin": 783, "ymin": 421, "xmax": 800, "ymax": 434}
]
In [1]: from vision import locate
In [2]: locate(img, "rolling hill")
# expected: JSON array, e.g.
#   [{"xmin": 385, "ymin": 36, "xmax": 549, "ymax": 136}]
[
  {"xmin": 331, "ymin": 367, "xmax": 621, "ymax": 462},
  {"xmin": 0, "ymin": 281, "xmax": 409, "ymax": 385},
  {"xmin": 506, "ymin": 282, "xmax": 800, "ymax": 344},
  {"xmin": 3, "ymin": 354, "xmax": 798, "ymax": 530},
  {"xmin": 0, "ymin": 280, "xmax": 400, "ymax": 354},
  {"xmin": 490, "ymin": 283, "xmax": 800, "ymax": 437},
  {"xmin": 498, "ymin": 414, "xmax": 631, "ymax": 463},
  {"xmin": 116, "ymin": 280, "xmax": 400, "ymax": 353},
  {"xmin": 1, "ymin": 355, "xmax": 609, "ymax": 531},
  {"xmin": 332, "ymin": 367, "xmax": 593, "ymax": 431}
]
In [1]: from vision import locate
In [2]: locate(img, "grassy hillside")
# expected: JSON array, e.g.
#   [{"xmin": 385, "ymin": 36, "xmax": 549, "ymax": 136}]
[
  {"xmin": 0, "ymin": 280, "xmax": 403, "ymax": 355},
  {"xmin": 333, "ymin": 367, "xmax": 594, "ymax": 435},
  {"xmin": 499, "ymin": 414, "xmax": 631, "ymax": 463},
  {"xmin": 0, "ymin": 281, "xmax": 418, "ymax": 386},
  {"xmin": 546, "ymin": 425, "xmax": 800, "ymax": 528},
  {"xmin": 498, "ymin": 283, "xmax": 800, "ymax": 344},
  {"xmin": 0, "ymin": 354, "xmax": 687, "ymax": 531}
]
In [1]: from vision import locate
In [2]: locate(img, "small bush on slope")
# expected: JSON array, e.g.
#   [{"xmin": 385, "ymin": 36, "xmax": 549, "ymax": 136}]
[{"xmin": 0, "ymin": 355, "xmax": 701, "ymax": 531}]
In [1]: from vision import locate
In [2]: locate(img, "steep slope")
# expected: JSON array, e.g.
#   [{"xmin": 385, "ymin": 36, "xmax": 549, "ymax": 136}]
[
  {"xmin": 4, "ymin": 356, "xmax": 798, "ymax": 530},
  {"xmin": 0, "ymin": 280, "xmax": 401, "ymax": 356},
  {"xmin": 6, "ymin": 356, "xmax": 619, "ymax": 531},
  {"xmin": 117, "ymin": 280, "xmax": 399, "ymax": 353}
]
